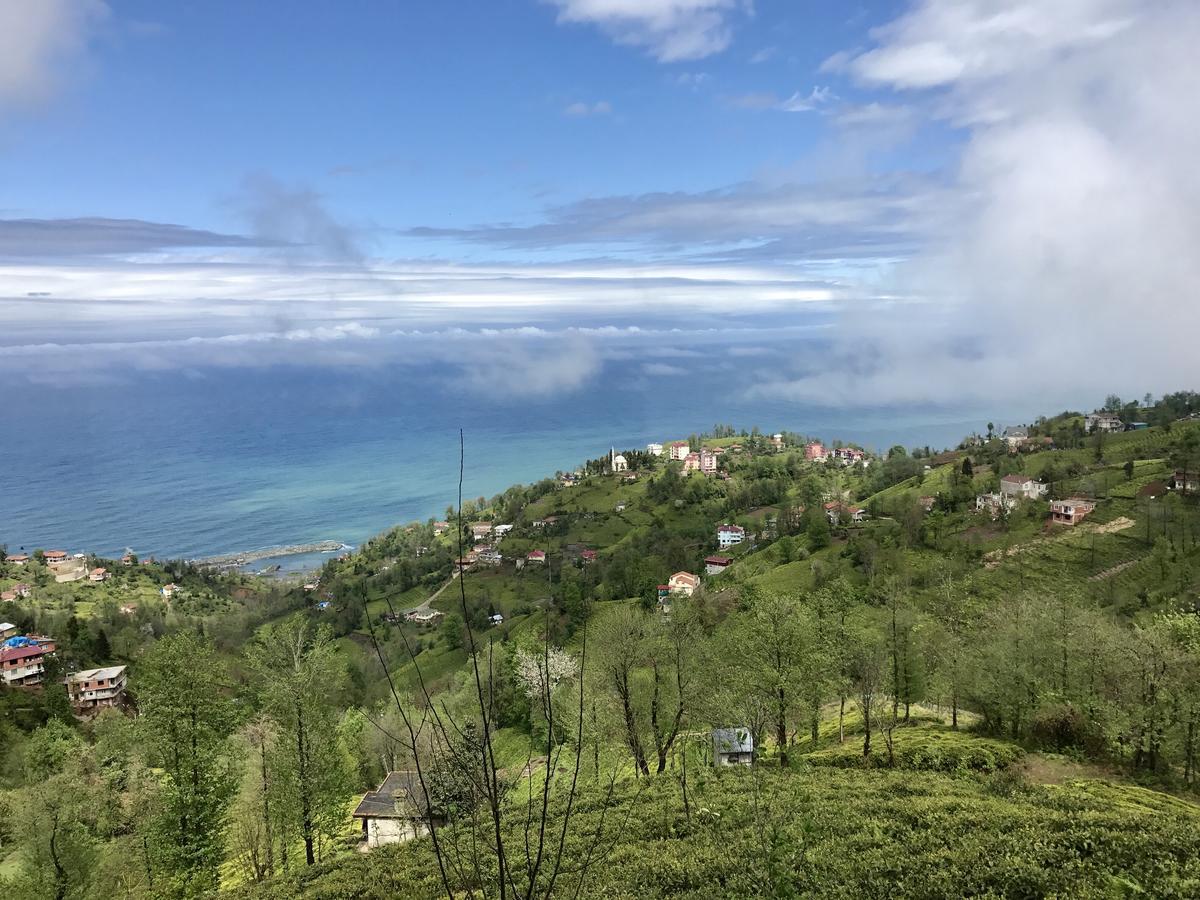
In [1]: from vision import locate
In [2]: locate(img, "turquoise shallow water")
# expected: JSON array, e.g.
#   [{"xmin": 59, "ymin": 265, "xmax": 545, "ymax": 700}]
[{"xmin": 0, "ymin": 361, "xmax": 1014, "ymax": 561}]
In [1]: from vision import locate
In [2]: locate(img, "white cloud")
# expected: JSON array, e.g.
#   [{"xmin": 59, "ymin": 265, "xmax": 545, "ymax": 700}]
[
  {"xmin": 763, "ymin": 0, "xmax": 1200, "ymax": 405},
  {"xmin": 776, "ymin": 85, "xmax": 833, "ymax": 113},
  {"xmin": 0, "ymin": 0, "xmax": 108, "ymax": 109},
  {"xmin": 832, "ymin": 0, "xmax": 1136, "ymax": 91},
  {"xmin": 563, "ymin": 99, "xmax": 613, "ymax": 117},
  {"xmin": 748, "ymin": 46, "xmax": 776, "ymax": 64},
  {"xmin": 642, "ymin": 362, "xmax": 688, "ymax": 376},
  {"xmin": 544, "ymin": 0, "xmax": 747, "ymax": 62}
]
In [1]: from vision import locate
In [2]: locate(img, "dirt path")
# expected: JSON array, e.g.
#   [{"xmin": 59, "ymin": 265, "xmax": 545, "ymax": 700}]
[
  {"xmin": 1088, "ymin": 558, "xmax": 1140, "ymax": 582},
  {"xmin": 409, "ymin": 568, "xmax": 460, "ymax": 614}
]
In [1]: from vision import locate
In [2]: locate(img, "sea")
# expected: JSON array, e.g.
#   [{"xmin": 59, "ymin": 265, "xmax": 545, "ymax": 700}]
[{"xmin": 0, "ymin": 348, "xmax": 1027, "ymax": 569}]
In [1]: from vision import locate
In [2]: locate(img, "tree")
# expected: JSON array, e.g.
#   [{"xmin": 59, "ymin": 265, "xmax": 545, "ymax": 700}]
[
  {"xmin": 961, "ymin": 457, "xmax": 973, "ymax": 477},
  {"xmin": 735, "ymin": 592, "xmax": 811, "ymax": 766},
  {"xmin": 136, "ymin": 631, "xmax": 237, "ymax": 895},
  {"xmin": 247, "ymin": 615, "xmax": 351, "ymax": 867}
]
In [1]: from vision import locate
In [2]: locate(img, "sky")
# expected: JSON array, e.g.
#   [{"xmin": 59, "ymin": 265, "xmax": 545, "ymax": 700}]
[{"xmin": 0, "ymin": 0, "xmax": 1196, "ymax": 407}]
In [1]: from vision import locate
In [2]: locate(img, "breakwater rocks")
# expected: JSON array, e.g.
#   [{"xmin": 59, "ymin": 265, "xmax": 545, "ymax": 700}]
[{"xmin": 193, "ymin": 541, "xmax": 346, "ymax": 568}]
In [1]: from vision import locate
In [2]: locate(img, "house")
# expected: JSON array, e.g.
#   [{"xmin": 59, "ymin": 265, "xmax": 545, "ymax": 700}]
[
  {"xmin": 120, "ymin": 553, "xmax": 134, "ymax": 566},
  {"xmin": 705, "ymin": 555, "xmax": 733, "ymax": 576},
  {"xmin": 1125, "ymin": 421, "xmax": 1150, "ymax": 431},
  {"xmin": 12, "ymin": 584, "xmax": 31, "ymax": 598},
  {"xmin": 615, "ymin": 502, "xmax": 626, "ymax": 512},
  {"xmin": 1, "ymin": 635, "xmax": 56, "ymax": 687},
  {"xmin": 824, "ymin": 502, "xmax": 865, "ymax": 525},
  {"xmin": 833, "ymin": 446, "xmax": 866, "ymax": 466},
  {"xmin": 352, "ymin": 771, "xmax": 445, "ymax": 849},
  {"xmin": 610, "ymin": 450, "xmax": 629, "ymax": 473},
  {"xmin": 919, "ymin": 496, "xmax": 937, "ymax": 512},
  {"xmin": 1051, "ymin": 497, "xmax": 1097, "ymax": 526},
  {"xmin": 43, "ymin": 550, "xmax": 69, "ymax": 566},
  {"xmin": 477, "ymin": 548, "xmax": 503, "ymax": 566},
  {"xmin": 492, "ymin": 524, "xmax": 514, "ymax": 537},
  {"xmin": 999, "ymin": 474, "xmax": 1049, "ymax": 501},
  {"xmin": 580, "ymin": 549, "xmax": 597, "ymax": 563},
  {"xmin": 713, "ymin": 727, "xmax": 754, "ymax": 766},
  {"xmin": 668, "ymin": 571, "xmax": 699, "ymax": 597},
  {"xmin": 682, "ymin": 452, "xmax": 701, "ymax": 473},
  {"xmin": 647, "ymin": 442, "xmax": 663, "ymax": 456},
  {"xmin": 66, "ymin": 665, "xmax": 128, "ymax": 715},
  {"xmin": 526, "ymin": 550, "xmax": 546, "ymax": 564},
  {"xmin": 700, "ymin": 448, "xmax": 719, "ymax": 475},
  {"xmin": 1002, "ymin": 427, "xmax": 1029, "ymax": 450},
  {"xmin": 89, "ymin": 567, "xmax": 109, "ymax": 582},
  {"xmin": 975, "ymin": 493, "xmax": 1016, "ymax": 519},
  {"xmin": 471, "ymin": 523, "xmax": 493, "ymax": 542},
  {"xmin": 1085, "ymin": 413, "xmax": 1124, "ymax": 434},
  {"xmin": 716, "ymin": 524, "xmax": 745, "ymax": 549},
  {"xmin": 7, "ymin": 554, "xmax": 29, "ymax": 566},
  {"xmin": 770, "ymin": 433, "xmax": 784, "ymax": 452},
  {"xmin": 0, "ymin": 592, "xmax": 14, "ymax": 603},
  {"xmin": 161, "ymin": 583, "xmax": 177, "ymax": 599},
  {"xmin": 405, "ymin": 609, "xmax": 443, "ymax": 626},
  {"xmin": 805, "ymin": 442, "xmax": 827, "ymax": 462},
  {"xmin": 1174, "ymin": 470, "xmax": 1199, "ymax": 493},
  {"xmin": 433, "ymin": 521, "xmax": 450, "ymax": 535},
  {"xmin": 669, "ymin": 441, "xmax": 690, "ymax": 461},
  {"xmin": 488, "ymin": 613, "xmax": 504, "ymax": 626},
  {"xmin": 119, "ymin": 603, "xmax": 138, "ymax": 616},
  {"xmin": 0, "ymin": 623, "xmax": 15, "ymax": 640}
]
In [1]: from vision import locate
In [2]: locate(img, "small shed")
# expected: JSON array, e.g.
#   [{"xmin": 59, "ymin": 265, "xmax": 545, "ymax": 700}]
[
  {"xmin": 352, "ymin": 771, "xmax": 444, "ymax": 848},
  {"xmin": 713, "ymin": 727, "xmax": 754, "ymax": 767}
]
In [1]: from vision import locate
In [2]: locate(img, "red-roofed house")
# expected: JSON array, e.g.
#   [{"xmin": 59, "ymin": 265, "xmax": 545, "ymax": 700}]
[
  {"xmin": 7, "ymin": 554, "xmax": 29, "ymax": 566},
  {"xmin": 43, "ymin": 550, "xmax": 69, "ymax": 566},
  {"xmin": 526, "ymin": 550, "xmax": 546, "ymax": 564},
  {"xmin": 716, "ymin": 524, "xmax": 745, "ymax": 548},
  {"xmin": 682, "ymin": 452, "xmax": 701, "ymax": 473},
  {"xmin": 580, "ymin": 549, "xmax": 597, "ymax": 563},
  {"xmin": 824, "ymin": 502, "xmax": 866, "ymax": 525},
  {"xmin": 805, "ymin": 442, "xmax": 826, "ymax": 462},
  {"xmin": 669, "ymin": 441, "xmax": 690, "ymax": 461},
  {"xmin": 705, "ymin": 555, "xmax": 733, "ymax": 576},
  {"xmin": 89, "ymin": 567, "xmax": 109, "ymax": 582},
  {"xmin": 1, "ymin": 637, "xmax": 56, "ymax": 687},
  {"xmin": 668, "ymin": 571, "xmax": 699, "ymax": 597}
]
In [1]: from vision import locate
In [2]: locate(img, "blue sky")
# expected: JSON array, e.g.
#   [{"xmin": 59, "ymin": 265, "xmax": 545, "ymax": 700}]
[{"xmin": 0, "ymin": 0, "xmax": 1195, "ymax": 406}]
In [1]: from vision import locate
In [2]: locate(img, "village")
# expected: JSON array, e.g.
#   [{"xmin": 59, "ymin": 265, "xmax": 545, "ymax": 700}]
[{"xmin": 3, "ymin": 399, "xmax": 1199, "ymax": 860}]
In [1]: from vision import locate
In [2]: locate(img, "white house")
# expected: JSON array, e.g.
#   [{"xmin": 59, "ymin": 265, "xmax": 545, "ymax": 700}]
[
  {"xmin": 353, "ymin": 772, "xmax": 444, "ymax": 849},
  {"xmin": 488, "ymin": 613, "xmax": 504, "ymax": 626},
  {"xmin": 976, "ymin": 493, "xmax": 1017, "ymax": 519},
  {"xmin": 1086, "ymin": 413, "xmax": 1124, "ymax": 434},
  {"xmin": 700, "ymin": 448, "xmax": 718, "ymax": 475},
  {"xmin": 999, "ymin": 474, "xmax": 1049, "ymax": 501},
  {"xmin": 716, "ymin": 524, "xmax": 745, "ymax": 548},
  {"xmin": 668, "ymin": 441, "xmax": 690, "ymax": 461},
  {"xmin": 647, "ymin": 442, "xmax": 663, "ymax": 456}
]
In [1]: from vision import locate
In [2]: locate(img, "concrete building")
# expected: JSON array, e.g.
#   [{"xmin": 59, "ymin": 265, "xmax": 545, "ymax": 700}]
[
  {"xmin": 668, "ymin": 571, "xmax": 699, "ymax": 597},
  {"xmin": 1051, "ymin": 498, "xmax": 1096, "ymax": 526},
  {"xmin": 1, "ymin": 636, "xmax": 56, "ymax": 687},
  {"xmin": 705, "ymin": 555, "xmax": 733, "ymax": 576},
  {"xmin": 646, "ymin": 442, "xmax": 663, "ymax": 456},
  {"xmin": 353, "ymin": 771, "xmax": 444, "ymax": 849},
  {"xmin": 66, "ymin": 665, "xmax": 128, "ymax": 715},
  {"xmin": 999, "ymin": 474, "xmax": 1049, "ymax": 501}
]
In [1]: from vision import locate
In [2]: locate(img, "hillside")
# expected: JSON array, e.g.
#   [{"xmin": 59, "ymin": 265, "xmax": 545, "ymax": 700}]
[{"xmin": 2, "ymin": 393, "xmax": 1200, "ymax": 898}]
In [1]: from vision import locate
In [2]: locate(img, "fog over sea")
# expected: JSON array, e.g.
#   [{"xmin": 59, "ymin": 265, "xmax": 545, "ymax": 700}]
[{"xmin": 0, "ymin": 336, "xmax": 1030, "ymax": 564}]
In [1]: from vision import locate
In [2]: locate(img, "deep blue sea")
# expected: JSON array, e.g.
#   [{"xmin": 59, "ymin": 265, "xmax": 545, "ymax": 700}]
[{"xmin": 0, "ymin": 360, "xmax": 1023, "ymax": 563}]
